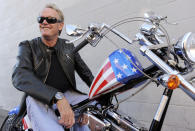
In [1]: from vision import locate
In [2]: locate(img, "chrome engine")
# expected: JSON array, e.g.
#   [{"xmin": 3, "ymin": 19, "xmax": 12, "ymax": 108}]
[{"xmin": 83, "ymin": 109, "xmax": 148, "ymax": 131}]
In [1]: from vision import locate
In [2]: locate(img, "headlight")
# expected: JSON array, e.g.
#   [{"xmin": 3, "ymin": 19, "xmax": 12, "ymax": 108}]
[{"xmin": 175, "ymin": 32, "xmax": 195, "ymax": 64}]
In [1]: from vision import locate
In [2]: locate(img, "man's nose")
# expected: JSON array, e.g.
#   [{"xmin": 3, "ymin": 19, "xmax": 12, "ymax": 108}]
[{"xmin": 42, "ymin": 19, "xmax": 48, "ymax": 24}]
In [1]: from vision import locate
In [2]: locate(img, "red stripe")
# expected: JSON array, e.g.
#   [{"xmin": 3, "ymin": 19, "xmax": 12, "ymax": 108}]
[
  {"xmin": 100, "ymin": 83, "xmax": 122, "ymax": 95},
  {"xmin": 92, "ymin": 72, "xmax": 115, "ymax": 97},
  {"xmin": 22, "ymin": 118, "xmax": 28, "ymax": 130},
  {"xmin": 89, "ymin": 62, "xmax": 111, "ymax": 96}
]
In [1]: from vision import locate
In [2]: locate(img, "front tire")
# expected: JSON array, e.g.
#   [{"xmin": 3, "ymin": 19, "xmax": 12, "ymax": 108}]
[{"xmin": 0, "ymin": 114, "xmax": 22, "ymax": 131}]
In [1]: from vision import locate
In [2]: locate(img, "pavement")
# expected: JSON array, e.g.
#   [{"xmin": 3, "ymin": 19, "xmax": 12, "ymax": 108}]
[{"xmin": 0, "ymin": 109, "xmax": 8, "ymax": 127}]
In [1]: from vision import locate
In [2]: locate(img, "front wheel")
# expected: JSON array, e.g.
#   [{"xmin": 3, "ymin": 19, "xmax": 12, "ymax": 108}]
[{"xmin": 0, "ymin": 114, "xmax": 23, "ymax": 131}]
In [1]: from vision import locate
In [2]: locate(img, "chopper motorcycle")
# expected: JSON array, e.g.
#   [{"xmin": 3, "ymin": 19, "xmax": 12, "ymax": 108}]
[{"xmin": 1, "ymin": 12, "xmax": 195, "ymax": 131}]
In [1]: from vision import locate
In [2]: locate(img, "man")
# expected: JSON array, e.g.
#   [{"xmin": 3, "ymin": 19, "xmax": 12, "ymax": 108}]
[{"xmin": 12, "ymin": 3, "xmax": 94, "ymax": 131}]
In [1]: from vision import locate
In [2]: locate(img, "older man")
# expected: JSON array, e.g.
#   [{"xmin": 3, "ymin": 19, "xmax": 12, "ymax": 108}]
[{"xmin": 12, "ymin": 3, "xmax": 93, "ymax": 131}]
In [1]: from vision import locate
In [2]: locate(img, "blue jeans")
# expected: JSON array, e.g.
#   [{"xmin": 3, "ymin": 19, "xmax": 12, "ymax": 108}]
[{"xmin": 26, "ymin": 90, "xmax": 90, "ymax": 131}]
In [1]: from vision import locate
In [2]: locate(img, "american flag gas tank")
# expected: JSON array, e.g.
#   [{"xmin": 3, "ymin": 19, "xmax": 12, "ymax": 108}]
[{"xmin": 89, "ymin": 48, "xmax": 143, "ymax": 99}]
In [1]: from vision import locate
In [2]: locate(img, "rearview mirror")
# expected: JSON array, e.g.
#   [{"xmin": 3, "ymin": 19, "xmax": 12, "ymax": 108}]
[{"xmin": 66, "ymin": 24, "xmax": 85, "ymax": 36}]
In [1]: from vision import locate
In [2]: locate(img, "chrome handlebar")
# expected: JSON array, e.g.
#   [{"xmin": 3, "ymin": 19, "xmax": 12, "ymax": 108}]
[{"xmin": 84, "ymin": 23, "xmax": 133, "ymax": 45}]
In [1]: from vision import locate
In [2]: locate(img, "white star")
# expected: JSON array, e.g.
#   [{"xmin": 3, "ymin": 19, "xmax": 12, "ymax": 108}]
[
  {"xmin": 117, "ymin": 73, "xmax": 122, "ymax": 79},
  {"xmin": 114, "ymin": 58, "xmax": 119, "ymax": 64},
  {"xmin": 122, "ymin": 64, "xmax": 128, "ymax": 70},
  {"xmin": 132, "ymin": 67, "xmax": 137, "ymax": 72},
  {"xmin": 118, "ymin": 49, "xmax": 123, "ymax": 53}
]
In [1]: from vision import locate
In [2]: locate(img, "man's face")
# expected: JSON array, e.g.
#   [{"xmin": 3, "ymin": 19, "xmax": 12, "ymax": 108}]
[{"xmin": 39, "ymin": 8, "xmax": 64, "ymax": 39}]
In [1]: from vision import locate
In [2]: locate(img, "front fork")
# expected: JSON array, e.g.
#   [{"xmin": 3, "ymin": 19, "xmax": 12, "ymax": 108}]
[{"xmin": 149, "ymin": 88, "xmax": 173, "ymax": 131}]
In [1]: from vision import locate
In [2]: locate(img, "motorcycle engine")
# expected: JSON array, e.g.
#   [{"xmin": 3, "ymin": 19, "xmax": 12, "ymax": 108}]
[{"xmin": 83, "ymin": 109, "xmax": 148, "ymax": 131}]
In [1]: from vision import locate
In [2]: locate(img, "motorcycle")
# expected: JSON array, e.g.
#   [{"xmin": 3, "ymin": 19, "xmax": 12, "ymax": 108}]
[{"xmin": 1, "ymin": 12, "xmax": 195, "ymax": 131}]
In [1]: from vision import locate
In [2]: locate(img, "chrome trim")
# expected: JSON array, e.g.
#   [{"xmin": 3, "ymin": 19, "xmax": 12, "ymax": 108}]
[
  {"xmin": 66, "ymin": 24, "xmax": 85, "ymax": 36},
  {"xmin": 158, "ymin": 74, "xmax": 170, "ymax": 86},
  {"xmin": 118, "ymin": 117, "xmax": 140, "ymax": 131},
  {"xmin": 190, "ymin": 77, "xmax": 195, "ymax": 85},
  {"xmin": 140, "ymin": 23, "xmax": 156, "ymax": 35},
  {"xmin": 154, "ymin": 95, "xmax": 168, "ymax": 121},
  {"xmin": 83, "ymin": 112, "xmax": 111, "ymax": 130},
  {"xmin": 178, "ymin": 76, "xmax": 195, "ymax": 100},
  {"xmin": 182, "ymin": 32, "xmax": 193, "ymax": 62},
  {"xmin": 108, "ymin": 121, "xmax": 125, "ymax": 131},
  {"xmin": 140, "ymin": 45, "xmax": 195, "ymax": 100},
  {"xmin": 185, "ymin": 33, "xmax": 195, "ymax": 63},
  {"xmin": 106, "ymin": 110, "xmax": 143, "ymax": 131},
  {"xmin": 106, "ymin": 110, "xmax": 121, "ymax": 124},
  {"xmin": 140, "ymin": 45, "xmax": 176, "ymax": 73},
  {"xmin": 65, "ymin": 30, "xmax": 89, "ymax": 44},
  {"xmin": 176, "ymin": 32, "xmax": 195, "ymax": 63},
  {"xmin": 136, "ymin": 33, "xmax": 153, "ymax": 46}
]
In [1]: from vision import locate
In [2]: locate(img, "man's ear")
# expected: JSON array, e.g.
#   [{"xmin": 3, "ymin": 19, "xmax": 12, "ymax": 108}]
[
  {"xmin": 58, "ymin": 22, "xmax": 64, "ymax": 36},
  {"xmin": 59, "ymin": 22, "xmax": 64, "ymax": 31}
]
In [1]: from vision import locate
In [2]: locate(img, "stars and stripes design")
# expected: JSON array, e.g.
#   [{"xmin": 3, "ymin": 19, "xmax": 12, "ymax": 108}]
[{"xmin": 89, "ymin": 48, "xmax": 143, "ymax": 99}]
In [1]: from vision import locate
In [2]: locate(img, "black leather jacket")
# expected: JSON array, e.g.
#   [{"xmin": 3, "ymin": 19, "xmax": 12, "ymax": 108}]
[{"xmin": 12, "ymin": 37, "xmax": 94, "ymax": 105}]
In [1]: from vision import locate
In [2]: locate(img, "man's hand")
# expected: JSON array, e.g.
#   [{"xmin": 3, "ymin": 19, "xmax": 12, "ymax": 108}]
[{"xmin": 56, "ymin": 97, "xmax": 75, "ymax": 129}]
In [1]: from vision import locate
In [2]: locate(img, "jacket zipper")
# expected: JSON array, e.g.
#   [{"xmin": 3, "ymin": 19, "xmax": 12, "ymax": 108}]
[
  {"xmin": 66, "ymin": 54, "xmax": 74, "ymax": 64},
  {"xmin": 57, "ymin": 53, "xmax": 74, "ymax": 87},
  {"xmin": 44, "ymin": 53, "xmax": 51, "ymax": 83}
]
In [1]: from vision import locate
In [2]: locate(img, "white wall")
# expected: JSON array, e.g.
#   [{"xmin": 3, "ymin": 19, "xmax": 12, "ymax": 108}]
[{"xmin": 0, "ymin": 0, "xmax": 194, "ymax": 130}]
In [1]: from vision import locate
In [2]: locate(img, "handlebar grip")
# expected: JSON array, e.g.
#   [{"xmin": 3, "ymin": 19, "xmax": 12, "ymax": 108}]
[{"xmin": 73, "ymin": 39, "xmax": 89, "ymax": 54}]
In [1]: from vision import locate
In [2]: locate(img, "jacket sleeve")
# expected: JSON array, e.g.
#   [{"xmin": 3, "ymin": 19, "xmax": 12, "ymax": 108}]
[
  {"xmin": 12, "ymin": 41, "xmax": 58, "ymax": 105},
  {"xmin": 74, "ymin": 52, "xmax": 94, "ymax": 87}
]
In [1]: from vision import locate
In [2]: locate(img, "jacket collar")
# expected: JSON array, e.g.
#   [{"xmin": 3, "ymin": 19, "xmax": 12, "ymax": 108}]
[{"xmin": 40, "ymin": 37, "xmax": 60, "ymax": 49}]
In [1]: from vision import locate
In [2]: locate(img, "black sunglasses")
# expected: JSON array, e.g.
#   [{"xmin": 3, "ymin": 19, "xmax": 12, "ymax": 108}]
[{"xmin": 37, "ymin": 17, "xmax": 62, "ymax": 24}]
